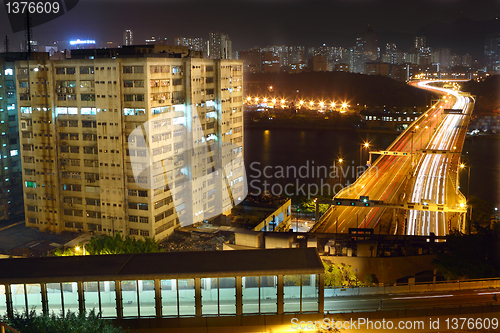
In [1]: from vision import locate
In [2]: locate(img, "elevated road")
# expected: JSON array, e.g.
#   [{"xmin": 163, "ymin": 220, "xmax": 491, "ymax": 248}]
[{"xmin": 311, "ymin": 80, "xmax": 473, "ymax": 236}]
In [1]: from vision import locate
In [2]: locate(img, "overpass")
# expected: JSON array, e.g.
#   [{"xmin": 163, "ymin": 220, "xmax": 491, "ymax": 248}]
[{"xmin": 311, "ymin": 80, "xmax": 473, "ymax": 236}]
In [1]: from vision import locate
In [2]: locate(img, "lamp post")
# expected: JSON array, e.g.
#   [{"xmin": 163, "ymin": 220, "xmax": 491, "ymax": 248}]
[
  {"xmin": 338, "ymin": 158, "xmax": 343, "ymax": 188},
  {"xmin": 459, "ymin": 163, "xmax": 470, "ymax": 200},
  {"xmin": 460, "ymin": 163, "xmax": 472, "ymax": 231},
  {"xmin": 359, "ymin": 142, "xmax": 369, "ymax": 178}
]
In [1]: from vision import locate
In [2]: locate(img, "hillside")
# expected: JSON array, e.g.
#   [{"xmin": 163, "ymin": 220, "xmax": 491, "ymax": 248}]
[
  {"xmin": 462, "ymin": 75, "xmax": 500, "ymax": 114},
  {"xmin": 244, "ymin": 72, "xmax": 438, "ymax": 108}
]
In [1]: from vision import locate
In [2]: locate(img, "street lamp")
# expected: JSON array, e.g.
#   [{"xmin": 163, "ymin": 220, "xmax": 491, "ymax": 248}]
[
  {"xmin": 75, "ymin": 245, "xmax": 86, "ymax": 256},
  {"xmin": 460, "ymin": 163, "xmax": 472, "ymax": 226},
  {"xmin": 337, "ymin": 158, "xmax": 344, "ymax": 187},
  {"xmin": 359, "ymin": 143, "xmax": 370, "ymax": 178},
  {"xmin": 459, "ymin": 163, "xmax": 470, "ymax": 199}
]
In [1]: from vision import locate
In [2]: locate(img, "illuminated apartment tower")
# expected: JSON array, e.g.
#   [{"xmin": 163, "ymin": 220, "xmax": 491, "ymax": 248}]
[
  {"xmin": 175, "ymin": 37, "xmax": 206, "ymax": 53},
  {"xmin": 0, "ymin": 53, "xmax": 43, "ymax": 220},
  {"xmin": 208, "ymin": 32, "xmax": 232, "ymax": 59},
  {"xmin": 16, "ymin": 45, "xmax": 244, "ymax": 239},
  {"xmin": 123, "ymin": 30, "xmax": 133, "ymax": 46}
]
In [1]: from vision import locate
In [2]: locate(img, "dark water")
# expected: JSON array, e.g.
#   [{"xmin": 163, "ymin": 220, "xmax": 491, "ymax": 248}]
[{"xmin": 244, "ymin": 128, "xmax": 500, "ymax": 206}]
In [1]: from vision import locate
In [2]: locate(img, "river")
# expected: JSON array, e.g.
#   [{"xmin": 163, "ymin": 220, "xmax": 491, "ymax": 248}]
[{"xmin": 244, "ymin": 128, "xmax": 500, "ymax": 207}]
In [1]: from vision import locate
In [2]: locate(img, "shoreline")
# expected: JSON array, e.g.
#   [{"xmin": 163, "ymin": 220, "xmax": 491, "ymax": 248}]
[{"xmin": 246, "ymin": 120, "xmax": 500, "ymax": 138}]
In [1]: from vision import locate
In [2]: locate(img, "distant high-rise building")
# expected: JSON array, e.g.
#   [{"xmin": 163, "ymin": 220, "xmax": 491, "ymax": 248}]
[
  {"xmin": 363, "ymin": 26, "xmax": 378, "ymax": 62},
  {"xmin": 175, "ymin": 37, "xmax": 206, "ymax": 53},
  {"xmin": 353, "ymin": 26, "xmax": 378, "ymax": 74},
  {"xmin": 261, "ymin": 51, "xmax": 280, "ymax": 73},
  {"xmin": 414, "ymin": 36, "xmax": 426, "ymax": 50},
  {"xmin": 208, "ymin": 32, "xmax": 232, "ymax": 59},
  {"xmin": 123, "ymin": 30, "xmax": 133, "ymax": 46},
  {"xmin": 19, "ymin": 40, "xmax": 39, "ymax": 53},
  {"xmin": 310, "ymin": 56, "xmax": 327, "ymax": 72},
  {"xmin": 434, "ymin": 48, "xmax": 451, "ymax": 68},
  {"xmin": 383, "ymin": 43, "xmax": 400, "ymax": 64},
  {"xmin": 14, "ymin": 45, "xmax": 244, "ymax": 239},
  {"xmin": 145, "ymin": 36, "xmax": 167, "ymax": 45},
  {"xmin": 353, "ymin": 36, "xmax": 365, "ymax": 73},
  {"xmin": 461, "ymin": 54, "xmax": 472, "ymax": 67},
  {"xmin": 239, "ymin": 49, "xmax": 262, "ymax": 73},
  {"xmin": 485, "ymin": 33, "xmax": 500, "ymax": 73}
]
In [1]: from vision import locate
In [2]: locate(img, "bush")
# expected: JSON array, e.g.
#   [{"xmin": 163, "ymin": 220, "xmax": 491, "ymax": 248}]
[{"xmin": 5, "ymin": 309, "xmax": 125, "ymax": 333}]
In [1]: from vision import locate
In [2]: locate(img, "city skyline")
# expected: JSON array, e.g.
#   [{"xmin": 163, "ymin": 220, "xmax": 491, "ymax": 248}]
[{"xmin": 1, "ymin": 0, "xmax": 499, "ymax": 57}]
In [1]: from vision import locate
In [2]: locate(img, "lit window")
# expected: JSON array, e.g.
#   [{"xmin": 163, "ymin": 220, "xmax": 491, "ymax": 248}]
[
  {"xmin": 10, "ymin": 150, "xmax": 18, "ymax": 157},
  {"xmin": 4, "ymin": 69, "xmax": 13, "ymax": 75}
]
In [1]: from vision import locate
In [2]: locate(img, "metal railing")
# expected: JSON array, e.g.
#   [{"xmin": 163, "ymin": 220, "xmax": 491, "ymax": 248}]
[
  {"xmin": 0, "ymin": 322, "xmax": 21, "ymax": 333},
  {"xmin": 325, "ymin": 277, "xmax": 500, "ymax": 297}
]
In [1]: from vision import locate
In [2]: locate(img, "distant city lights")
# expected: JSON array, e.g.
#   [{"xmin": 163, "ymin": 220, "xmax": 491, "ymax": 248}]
[{"xmin": 69, "ymin": 39, "xmax": 96, "ymax": 45}]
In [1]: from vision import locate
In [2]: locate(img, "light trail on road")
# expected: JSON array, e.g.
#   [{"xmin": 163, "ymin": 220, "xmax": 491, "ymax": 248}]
[{"xmin": 312, "ymin": 80, "xmax": 472, "ymax": 236}]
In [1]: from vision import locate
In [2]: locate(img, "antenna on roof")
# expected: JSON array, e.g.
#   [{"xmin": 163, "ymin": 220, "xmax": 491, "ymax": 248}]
[{"xmin": 25, "ymin": 11, "xmax": 32, "ymax": 54}]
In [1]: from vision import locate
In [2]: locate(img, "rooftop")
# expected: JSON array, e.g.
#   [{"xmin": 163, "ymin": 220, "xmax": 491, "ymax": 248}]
[{"xmin": 0, "ymin": 248, "xmax": 323, "ymax": 283}]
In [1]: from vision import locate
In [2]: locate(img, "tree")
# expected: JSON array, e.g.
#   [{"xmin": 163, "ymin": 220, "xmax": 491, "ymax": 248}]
[
  {"xmin": 300, "ymin": 198, "xmax": 329, "ymax": 214},
  {"xmin": 323, "ymin": 261, "xmax": 373, "ymax": 287},
  {"xmin": 5, "ymin": 309, "xmax": 125, "ymax": 333},
  {"xmin": 434, "ymin": 223, "xmax": 500, "ymax": 280},
  {"xmin": 85, "ymin": 233, "xmax": 162, "ymax": 255},
  {"xmin": 55, "ymin": 233, "xmax": 163, "ymax": 256}
]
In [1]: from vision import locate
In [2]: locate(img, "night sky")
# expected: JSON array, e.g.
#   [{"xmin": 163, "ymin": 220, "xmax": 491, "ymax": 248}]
[{"xmin": 1, "ymin": 0, "xmax": 499, "ymax": 54}]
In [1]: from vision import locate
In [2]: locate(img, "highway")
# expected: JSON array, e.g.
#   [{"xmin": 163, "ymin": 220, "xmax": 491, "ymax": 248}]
[
  {"xmin": 325, "ymin": 288, "xmax": 500, "ymax": 313},
  {"xmin": 311, "ymin": 80, "xmax": 473, "ymax": 236}
]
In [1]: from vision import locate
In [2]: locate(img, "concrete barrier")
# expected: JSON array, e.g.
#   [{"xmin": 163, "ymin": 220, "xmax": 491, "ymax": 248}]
[{"xmin": 325, "ymin": 277, "xmax": 500, "ymax": 298}]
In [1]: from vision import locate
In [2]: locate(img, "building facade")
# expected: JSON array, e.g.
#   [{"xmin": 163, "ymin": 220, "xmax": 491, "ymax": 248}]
[
  {"xmin": 15, "ymin": 46, "xmax": 244, "ymax": 240},
  {"xmin": 208, "ymin": 32, "xmax": 232, "ymax": 59},
  {"xmin": 123, "ymin": 30, "xmax": 133, "ymax": 46},
  {"xmin": 0, "ymin": 53, "xmax": 40, "ymax": 221}
]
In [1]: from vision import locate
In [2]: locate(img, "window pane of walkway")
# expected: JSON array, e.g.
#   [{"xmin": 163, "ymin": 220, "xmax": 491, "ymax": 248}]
[
  {"xmin": 161, "ymin": 279, "xmax": 177, "ymax": 317},
  {"xmin": 62, "ymin": 282, "xmax": 80, "ymax": 313},
  {"xmin": 46, "ymin": 283, "xmax": 62, "ymax": 314},
  {"xmin": 178, "ymin": 279, "xmax": 195, "ymax": 316},
  {"xmin": 219, "ymin": 277, "xmax": 236, "ymax": 315},
  {"xmin": 284, "ymin": 275, "xmax": 301, "ymax": 313},
  {"xmin": 122, "ymin": 280, "xmax": 138, "ymax": 317},
  {"xmin": 260, "ymin": 276, "xmax": 277, "ymax": 314},
  {"xmin": 201, "ymin": 278, "xmax": 218, "ymax": 316},
  {"xmin": 242, "ymin": 276, "xmax": 259, "ymax": 314},
  {"xmin": 83, "ymin": 281, "xmax": 99, "ymax": 314},
  {"xmin": 99, "ymin": 281, "xmax": 116, "ymax": 318},
  {"xmin": 139, "ymin": 280, "xmax": 156, "ymax": 317},
  {"xmin": 301, "ymin": 274, "xmax": 319, "ymax": 312}
]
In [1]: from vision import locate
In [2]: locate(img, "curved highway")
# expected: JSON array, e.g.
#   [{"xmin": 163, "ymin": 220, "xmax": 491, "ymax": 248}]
[{"xmin": 311, "ymin": 80, "xmax": 473, "ymax": 236}]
